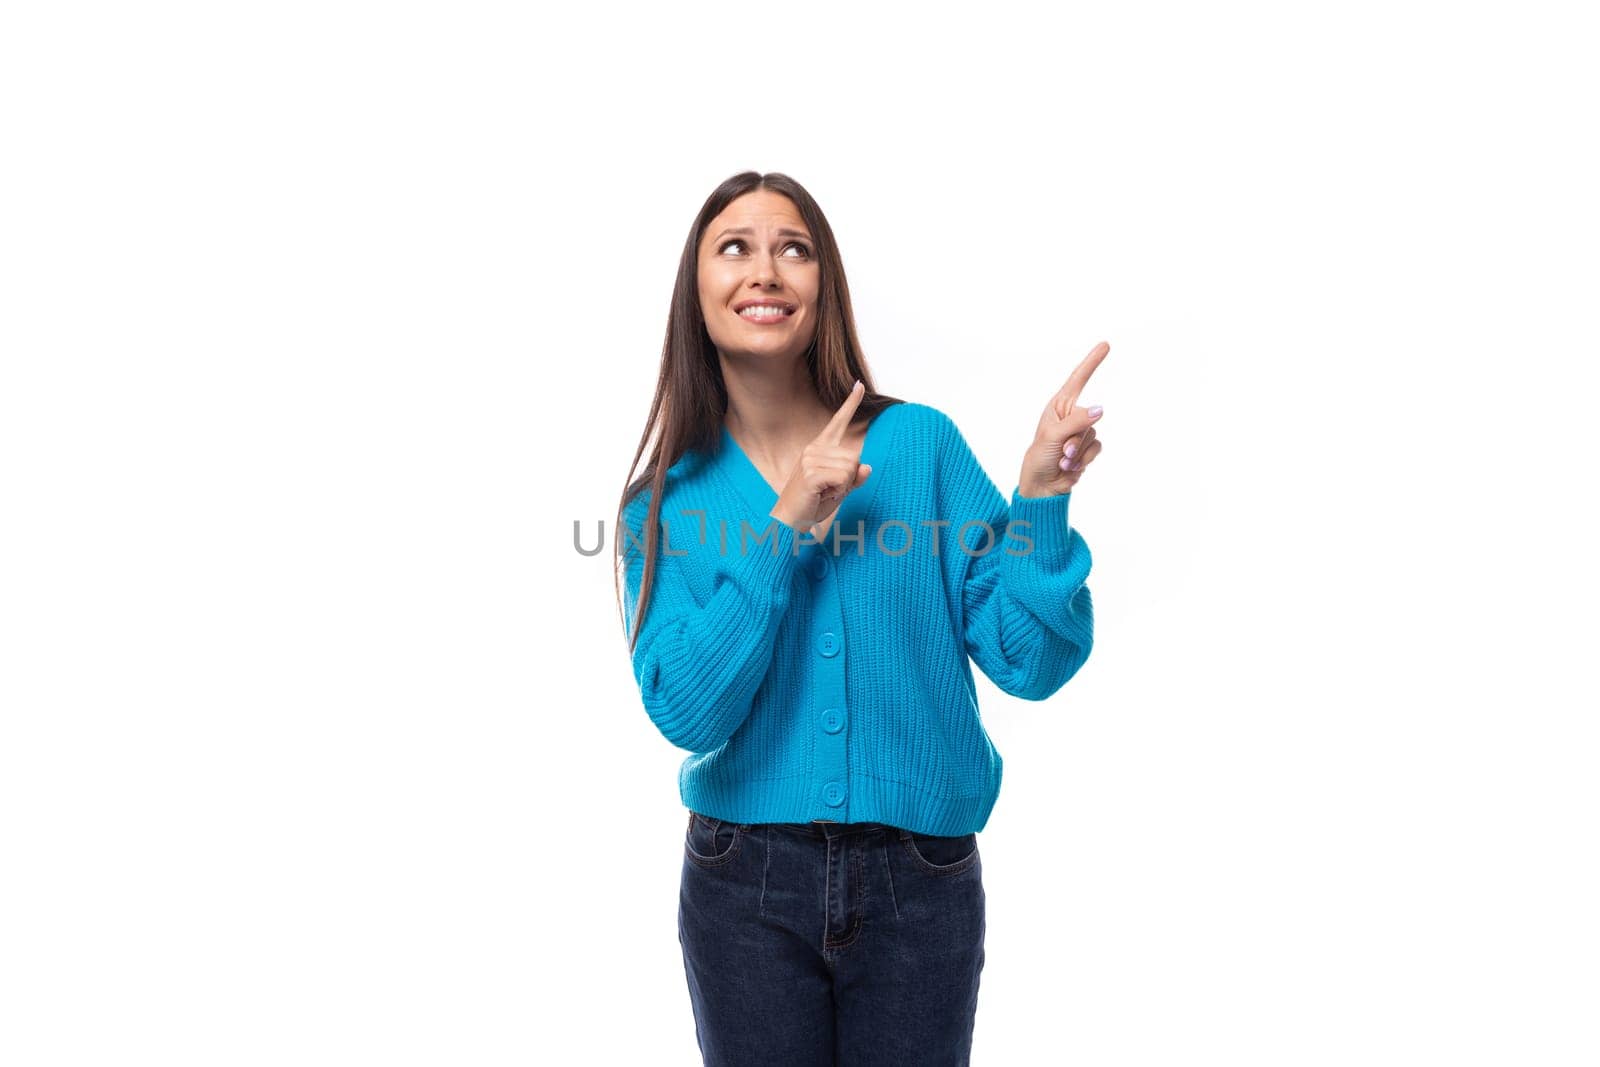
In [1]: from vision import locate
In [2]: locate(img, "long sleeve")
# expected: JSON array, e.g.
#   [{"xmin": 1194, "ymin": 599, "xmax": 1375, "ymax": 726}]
[
  {"xmin": 622, "ymin": 492, "xmax": 802, "ymax": 752},
  {"xmin": 939, "ymin": 414, "xmax": 1095, "ymax": 701}
]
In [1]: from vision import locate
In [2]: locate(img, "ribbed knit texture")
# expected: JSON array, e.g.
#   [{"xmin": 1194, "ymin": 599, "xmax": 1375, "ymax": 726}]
[{"xmin": 621, "ymin": 400, "xmax": 1093, "ymax": 835}]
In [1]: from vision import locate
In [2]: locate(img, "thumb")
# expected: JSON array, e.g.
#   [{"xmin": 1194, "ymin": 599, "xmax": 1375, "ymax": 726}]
[{"xmin": 855, "ymin": 463, "xmax": 872, "ymax": 486}]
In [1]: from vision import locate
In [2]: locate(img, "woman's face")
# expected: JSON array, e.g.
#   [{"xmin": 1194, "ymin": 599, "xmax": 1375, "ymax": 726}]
[{"xmin": 697, "ymin": 189, "xmax": 820, "ymax": 366}]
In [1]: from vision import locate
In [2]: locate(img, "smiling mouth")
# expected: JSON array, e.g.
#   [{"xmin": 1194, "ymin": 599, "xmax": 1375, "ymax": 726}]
[{"xmin": 737, "ymin": 305, "xmax": 794, "ymax": 323}]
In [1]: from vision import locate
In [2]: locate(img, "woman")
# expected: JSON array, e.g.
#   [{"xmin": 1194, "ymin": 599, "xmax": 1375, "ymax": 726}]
[{"xmin": 613, "ymin": 170, "xmax": 1105, "ymax": 1066}]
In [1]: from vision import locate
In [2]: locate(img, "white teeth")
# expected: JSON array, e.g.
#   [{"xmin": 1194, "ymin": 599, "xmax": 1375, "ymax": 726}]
[{"xmin": 739, "ymin": 305, "xmax": 789, "ymax": 319}]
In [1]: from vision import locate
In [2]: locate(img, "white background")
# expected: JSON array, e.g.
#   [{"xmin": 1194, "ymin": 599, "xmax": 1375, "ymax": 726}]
[{"xmin": 4, "ymin": 1, "xmax": 1596, "ymax": 1064}]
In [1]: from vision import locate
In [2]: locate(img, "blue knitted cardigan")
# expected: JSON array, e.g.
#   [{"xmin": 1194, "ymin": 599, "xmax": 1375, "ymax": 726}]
[{"xmin": 621, "ymin": 399, "xmax": 1094, "ymax": 836}]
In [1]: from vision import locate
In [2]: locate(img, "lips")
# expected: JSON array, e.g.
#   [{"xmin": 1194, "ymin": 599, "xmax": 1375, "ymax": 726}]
[{"xmin": 734, "ymin": 301, "xmax": 795, "ymax": 324}]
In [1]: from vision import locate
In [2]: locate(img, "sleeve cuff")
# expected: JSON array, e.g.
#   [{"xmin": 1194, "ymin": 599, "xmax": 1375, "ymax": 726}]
[
  {"xmin": 1007, "ymin": 485, "xmax": 1075, "ymax": 569},
  {"xmin": 1001, "ymin": 485, "xmax": 1092, "ymax": 642}
]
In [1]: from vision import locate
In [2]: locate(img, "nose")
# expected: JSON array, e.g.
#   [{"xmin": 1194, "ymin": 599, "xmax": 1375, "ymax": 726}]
[{"xmin": 749, "ymin": 247, "xmax": 782, "ymax": 288}]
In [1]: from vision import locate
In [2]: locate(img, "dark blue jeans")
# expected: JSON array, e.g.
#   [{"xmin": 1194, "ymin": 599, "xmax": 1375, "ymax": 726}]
[{"xmin": 678, "ymin": 809, "xmax": 986, "ymax": 1066}]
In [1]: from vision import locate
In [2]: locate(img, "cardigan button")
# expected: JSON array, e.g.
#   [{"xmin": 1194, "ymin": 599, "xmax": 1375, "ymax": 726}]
[
  {"xmin": 817, "ymin": 631, "xmax": 840, "ymax": 657},
  {"xmin": 820, "ymin": 707, "xmax": 844, "ymax": 734},
  {"xmin": 808, "ymin": 553, "xmax": 829, "ymax": 579},
  {"xmin": 822, "ymin": 781, "xmax": 846, "ymax": 806}
]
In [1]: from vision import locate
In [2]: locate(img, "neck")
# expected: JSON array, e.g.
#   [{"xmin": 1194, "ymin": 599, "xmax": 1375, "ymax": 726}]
[{"xmin": 719, "ymin": 351, "xmax": 834, "ymax": 458}]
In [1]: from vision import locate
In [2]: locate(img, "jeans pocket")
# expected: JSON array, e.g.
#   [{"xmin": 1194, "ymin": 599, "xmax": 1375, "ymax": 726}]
[
  {"xmin": 899, "ymin": 829, "xmax": 980, "ymax": 875},
  {"xmin": 685, "ymin": 810, "xmax": 746, "ymax": 868}
]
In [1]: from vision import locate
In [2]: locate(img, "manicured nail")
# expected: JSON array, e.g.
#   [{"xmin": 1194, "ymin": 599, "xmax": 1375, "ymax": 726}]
[
  {"xmin": 1087, "ymin": 405, "xmax": 1103, "ymax": 420},
  {"xmin": 1059, "ymin": 455, "xmax": 1073, "ymax": 470},
  {"xmin": 1063, "ymin": 442, "xmax": 1077, "ymax": 460}
]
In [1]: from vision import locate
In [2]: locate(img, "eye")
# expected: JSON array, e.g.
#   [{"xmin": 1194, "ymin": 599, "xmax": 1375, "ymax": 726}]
[{"xmin": 717, "ymin": 239, "xmax": 812, "ymax": 259}]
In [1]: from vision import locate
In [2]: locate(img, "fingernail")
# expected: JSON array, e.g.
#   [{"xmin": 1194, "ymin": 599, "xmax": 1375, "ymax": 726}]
[
  {"xmin": 1063, "ymin": 443, "xmax": 1077, "ymax": 460},
  {"xmin": 1087, "ymin": 405, "xmax": 1103, "ymax": 420},
  {"xmin": 1059, "ymin": 455, "xmax": 1073, "ymax": 470}
]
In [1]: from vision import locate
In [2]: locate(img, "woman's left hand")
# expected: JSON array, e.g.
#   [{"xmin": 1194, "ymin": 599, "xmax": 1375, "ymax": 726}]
[{"xmin": 1018, "ymin": 341, "xmax": 1108, "ymax": 497}]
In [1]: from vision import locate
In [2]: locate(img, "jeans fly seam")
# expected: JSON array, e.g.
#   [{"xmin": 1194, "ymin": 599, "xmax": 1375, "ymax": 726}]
[
  {"xmin": 824, "ymin": 848, "xmax": 866, "ymax": 952},
  {"xmin": 882, "ymin": 838, "xmax": 900, "ymax": 920},
  {"xmin": 759, "ymin": 827, "xmax": 769, "ymax": 917}
]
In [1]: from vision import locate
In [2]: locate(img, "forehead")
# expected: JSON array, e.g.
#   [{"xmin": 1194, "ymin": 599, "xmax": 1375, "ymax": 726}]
[{"xmin": 703, "ymin": 190, "xmax": 809, "ymax": 238}]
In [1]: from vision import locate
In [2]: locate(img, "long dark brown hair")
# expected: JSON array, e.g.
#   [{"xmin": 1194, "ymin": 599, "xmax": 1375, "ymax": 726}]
[{"xmin": 614, "ymin": 170, "xmax": 901, "ymax": 654}]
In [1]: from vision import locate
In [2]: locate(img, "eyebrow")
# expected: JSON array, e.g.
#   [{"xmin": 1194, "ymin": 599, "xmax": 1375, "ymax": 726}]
[{"xmin": 711, "ymin": 227, "xmax": 814, "ymax": 244}]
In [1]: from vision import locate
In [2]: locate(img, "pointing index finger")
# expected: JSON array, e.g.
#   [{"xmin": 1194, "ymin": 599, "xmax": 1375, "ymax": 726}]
[
  {"xmin": 823, "ymin": 379, "xmax": 866, "ymax": 444},
  {"xmin": 1054, "ymin": 341, "xmax": 1109, "ymax": 419}
]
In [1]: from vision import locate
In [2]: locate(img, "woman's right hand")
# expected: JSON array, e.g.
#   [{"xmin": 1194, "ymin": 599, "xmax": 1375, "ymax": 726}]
[{"xmin": 770, "ymin": 380, "xmax": 873, "ymax": 539}]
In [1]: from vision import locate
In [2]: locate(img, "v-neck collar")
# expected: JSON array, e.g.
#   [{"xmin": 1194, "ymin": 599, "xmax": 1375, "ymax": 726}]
[{"xmin": 715, "ymin": 401, "xmax": 902, "ymax": 541}]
